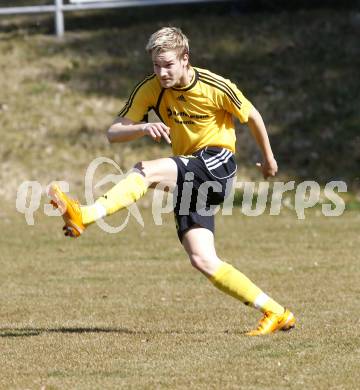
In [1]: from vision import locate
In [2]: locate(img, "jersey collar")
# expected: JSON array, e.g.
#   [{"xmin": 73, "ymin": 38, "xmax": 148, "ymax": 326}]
[{"xmin": 172, "ymin": 67, "xmax": 198, "ymax": 92}]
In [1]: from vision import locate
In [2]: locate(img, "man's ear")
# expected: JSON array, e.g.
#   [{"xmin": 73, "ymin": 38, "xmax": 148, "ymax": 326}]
[{"xmin": 182, "ymin": 53, "xmax": 189, "ymax": 66}]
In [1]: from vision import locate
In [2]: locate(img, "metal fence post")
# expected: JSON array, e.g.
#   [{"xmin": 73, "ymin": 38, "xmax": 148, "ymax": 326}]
[
  {"xmin": 55, "ymin": 0, "xmax": 64, "ymax": 37},
  {"xmin": 0, "ymin": 1, "xmax": 231, "ymax": 38}
]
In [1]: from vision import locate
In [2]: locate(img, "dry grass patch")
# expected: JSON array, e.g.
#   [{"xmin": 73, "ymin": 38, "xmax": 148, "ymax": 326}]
[{"xmin": 0, "ymin": 207, "xmax": 359, "ymax": 389}]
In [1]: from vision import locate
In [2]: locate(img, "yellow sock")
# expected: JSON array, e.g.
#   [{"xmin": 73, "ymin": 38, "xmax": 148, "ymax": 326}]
[
  {"xmin": 208, "ymin": 262, "xmax": 284, "ymax": 314},
  {"xmin": 81, "ymin": 172, "xmax": 148, "ymax": 224}
]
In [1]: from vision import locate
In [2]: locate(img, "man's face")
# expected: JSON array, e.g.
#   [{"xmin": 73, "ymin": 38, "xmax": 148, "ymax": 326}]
[{"xmin": 152, "ymin": 50, "xmax": 189, "ymax": 88}]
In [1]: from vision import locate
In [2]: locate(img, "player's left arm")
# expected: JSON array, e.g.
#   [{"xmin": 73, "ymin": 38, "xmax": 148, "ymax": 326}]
[
  {"xmin": 214, "ymin": 76, "xmax": 278, "ymax": 179},
  {"xmin": 247, "ymin": 106, "xmax": 278, "ymax": 179}
]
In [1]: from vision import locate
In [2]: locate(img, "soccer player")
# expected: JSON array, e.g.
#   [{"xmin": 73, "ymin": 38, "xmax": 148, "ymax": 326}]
[{"xmin": 49, "ymin": 27, "xmax": 295, "ymax": 336}]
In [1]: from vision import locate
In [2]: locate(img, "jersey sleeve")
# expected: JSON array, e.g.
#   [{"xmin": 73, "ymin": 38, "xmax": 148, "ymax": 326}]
[
  {"xmin": 215, "ymin": 78, "xmax": 253, "ymax": 123},
  {"xmin": 118, "ymin": 75, "xmax": 158, "ymax": 123}
]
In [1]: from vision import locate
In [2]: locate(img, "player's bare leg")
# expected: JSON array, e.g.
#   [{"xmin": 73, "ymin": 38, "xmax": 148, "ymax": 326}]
[{"xmin": 181, "ymin": 226, "xmax": 222, "ymax": 276}]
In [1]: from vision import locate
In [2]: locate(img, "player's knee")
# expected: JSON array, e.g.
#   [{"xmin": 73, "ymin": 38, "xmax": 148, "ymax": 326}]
[
  {"xmin": 189, "ymin": 253, "xmax": 217, "ymax": 274},
  {"xmin": 133, "ymin": 161, "xmax": 147, "ymax": 177},
  {"xmin": 133, "ymin": 161, "xmax": 157, "ymax": 183}
]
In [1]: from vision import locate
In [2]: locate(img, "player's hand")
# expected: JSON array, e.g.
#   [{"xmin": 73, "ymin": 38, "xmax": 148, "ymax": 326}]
[
  {"xmin": 256, "ymin": 157, "xmax": 278, "ymax": 179},
  {"xmin": 141, "ymin": 122, "xmax": 171, "ymax": 144}
]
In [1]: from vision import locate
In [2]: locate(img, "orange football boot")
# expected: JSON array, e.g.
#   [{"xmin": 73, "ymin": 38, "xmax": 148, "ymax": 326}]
[
  {"xmin": 48, "ymin": 183, "xmax": 86, "ymax": 238},
  {"xmin": 246, "ymin": 309, "xmax": 296, "ymax": 336}
]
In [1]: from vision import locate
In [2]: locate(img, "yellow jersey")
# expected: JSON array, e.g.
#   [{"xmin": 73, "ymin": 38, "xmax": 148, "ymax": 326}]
[{"xmin": 118, "ymin": 67, "xmax": 253, "ymax": 156}]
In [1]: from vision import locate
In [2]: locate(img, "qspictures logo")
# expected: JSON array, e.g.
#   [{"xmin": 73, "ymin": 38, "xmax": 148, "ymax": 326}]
[{"xmin": 15, "ymin": 157, "xmax": 347, "ymax": 233}]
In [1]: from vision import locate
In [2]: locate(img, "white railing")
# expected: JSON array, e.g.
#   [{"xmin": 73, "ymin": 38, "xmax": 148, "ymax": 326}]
[{"xmin": 0, "ymin": 0, "xmax": 230, "ymax": 37}]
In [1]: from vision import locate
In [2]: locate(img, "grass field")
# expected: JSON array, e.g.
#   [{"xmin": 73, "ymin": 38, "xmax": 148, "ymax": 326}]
[
  {"xmin": 0, "ymin": 3, "xmax": 359, "ymax": 389},
  {"xmin": 0, "ymin": 205, "xmax": 359, "ymax": 389}
]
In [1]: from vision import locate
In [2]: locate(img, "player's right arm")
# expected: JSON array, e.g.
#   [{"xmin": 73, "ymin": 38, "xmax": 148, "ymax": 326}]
[
  {"xmin": 107, "ymin": 116, "xmax": 171, "ymax": 144},
  {"xmin": 107, "ymin": 74, "xmax": 171, "ymax": 144}
]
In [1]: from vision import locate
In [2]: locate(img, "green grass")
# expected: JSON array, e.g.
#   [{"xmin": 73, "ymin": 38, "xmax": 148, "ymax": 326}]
[
  {"xmin": 0, "ymin": 4, "xmax": 360, "ymax": 389},
  {"xmin": 0, "ymin": 206, "xmax": 359, "ymax": 388}
]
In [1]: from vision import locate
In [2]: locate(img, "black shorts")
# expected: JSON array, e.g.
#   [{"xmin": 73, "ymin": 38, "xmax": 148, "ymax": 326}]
[{"xmin": 171, "ymin": 147, "xmax": 237, "ymax": 242}]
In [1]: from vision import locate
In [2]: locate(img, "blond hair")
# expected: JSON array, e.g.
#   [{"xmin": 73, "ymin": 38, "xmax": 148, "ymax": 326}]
[{"xmin": 146, "ymin": 27, "xmax": 189, "ymax": 58}]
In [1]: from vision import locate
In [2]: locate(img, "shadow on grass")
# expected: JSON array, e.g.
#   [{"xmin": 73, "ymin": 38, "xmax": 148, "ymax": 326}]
[
  {"xmin": 0, "ymin": 3, "xmax": 231, "ymax": 35},
  {"xmin": 0, "ymin": 326, "xmax": 138, "ymax": 337},
  {"xmin": 0, "ymin": 326, "xmax": 213, "ymax": 338}
]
